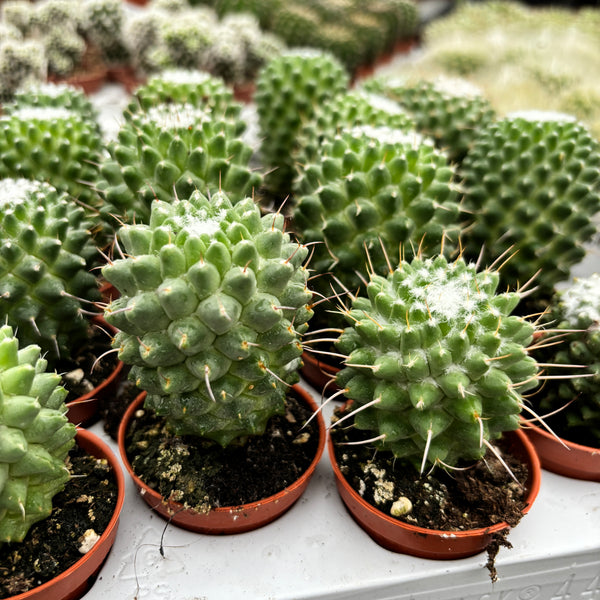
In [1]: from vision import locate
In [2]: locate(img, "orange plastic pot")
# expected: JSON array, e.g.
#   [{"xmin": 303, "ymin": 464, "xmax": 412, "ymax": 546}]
[
  {"xmin": 301, "ymin": 350, "xmax": 341, "ymax": 395},
  {"xmin": 328, "ymin": 428, "xmax": 541, "ymax": 560},
  {"xmin": 118, "ymin": 385, "xmax": 326, "ymax": 534},
  {"xmin": 9, "ymin": 429, "xmax": 125, "ymax": 600},
  {"xmin": 524, "ymin": 422, "xmax": 600, "ymax": 482}
]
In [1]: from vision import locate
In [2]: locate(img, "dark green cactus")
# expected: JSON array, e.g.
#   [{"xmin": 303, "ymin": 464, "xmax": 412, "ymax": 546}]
[
  {"xmin": 0, "ymin": 178, "xmax": 100, "ymax": 364},
  {"xmin": 293, "ymin": 126, "xmax": 461, "ymax": 297},
  {"xmin": 334, "ymin": 254, "xmax": 539, "ymax": 470},
  {"xmin": 0, "ymin": 324, "xmax": 77, "ymax": 544},
  {"xmin": 98, "ymin": 102, "xmax": 261, "ymax": 230},
  {"xmin": 533, "ymin": 274, "xmax": 600, "ymax": 446},
  {"xmin": 362, "ymin": 75, "xmax": 496, "ymax": 163},
  {"xmin": 255, "ymin": 49, "xmax": 350, "ymax": 196},
  {"xmin": 0, "ymin": 106, "xmax": 105, "ymax": 209},
  {"xmin": 102, "ymin": 190, "xmax": 313, "ymax": 446},
  {"xmin": 459, "ymin": 112, "xmax": 600, "ymax": 301}
]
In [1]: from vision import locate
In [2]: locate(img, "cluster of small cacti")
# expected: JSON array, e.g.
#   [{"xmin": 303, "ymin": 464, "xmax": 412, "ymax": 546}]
[
  {"xmin": 0, "ymin": 324, "xmax": 77, "ymax": 544},
  {"xmin": 102, "ymin": 190, "xmax": 313, "ymax": 446},
  {"xmin": 334, "ymin": 254, "xmax": 539, "ymax": 470},
  {"xmin": 532, "ymin": 274, "xmax": 600, "ymax": 445}
]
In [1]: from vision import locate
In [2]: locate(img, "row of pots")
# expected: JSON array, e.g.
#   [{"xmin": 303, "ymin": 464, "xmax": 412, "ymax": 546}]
[{"xmin": 10, "ymin": 343, "xmax": 598, "ymax": 600}]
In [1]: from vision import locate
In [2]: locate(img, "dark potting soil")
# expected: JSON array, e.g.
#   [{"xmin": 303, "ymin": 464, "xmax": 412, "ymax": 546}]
[
  {"xmin": 125, "ymin": 390, "xmax": 321, "ymax": 511},
  {"xmin": 330, "ymin": 404, "xmax": 530, "ymax": 580},
  {"xmin": 0, "ymin": 444, "xmax": 119, "ymax": 598}
]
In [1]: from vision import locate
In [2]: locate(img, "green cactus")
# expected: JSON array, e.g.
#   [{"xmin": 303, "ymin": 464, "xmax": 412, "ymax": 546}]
[
  {"xmin": 213, "ymin": 0, "xmax": 282, "ymax": 30},
  {"xmin": 532, "ymin": 274, "xmax": 600, "ymax": 446},
  {"xmin": 204, "ymin": 25, "xmax": 246, "ymax": 85},
  {"xmin": 0, "ymin": 40, "xmax": 46, "ymax": 103},
  {"xmin": 98, "ymin": 102, "xmax": 261, "ymax": 230},
  {"xmin": 0, "ymin": 324, "xmax": 77, "ymax": 544},
  {"xmin": 0, "ymin": 178, "xmax": 100, "ymax": 364},
  {"xmin": 270, "ymin": 6, "xmax": 322, "ymax": 49},
  {"xmin": 157, "ymin": 16, "xmax": 214, "ymax": 71},
  {"xmin": 459, "ymin": 111, "xmax": 600, "ymax": 302},
  {"xmin": 0, "ymin": 106, "xmax": 105, "ymax": 209},
  {"xmin": 334, "ymin": 254, "xmax": 539, "ymax": 470},
  {"xmin": 362, "ymin": 75, "xmax": 496, "ymax": 163},
  {"xmin": 126, "ymin": 69, "xmax": 243, "ymax": 121},
  {"xmin": 102, "ymin": 190, "xmax": 313, "ymax": 446},
  {"xmin": 293, "ymin": 126, "xmax": 461, "ymax": 297},
  {"xmin": 254, "ymin": 49, "xmax": 350, "ymax": 195}
]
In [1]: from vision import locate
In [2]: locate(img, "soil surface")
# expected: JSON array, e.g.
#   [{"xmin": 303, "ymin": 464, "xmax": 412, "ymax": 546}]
[
  {"xmin": 125, "ymin": 389, "xmax": 321, "ymax": 512},
  {"xmin": 0, "ymin": 444, "xmax": 119, "ymax": 598},
  {"xmin": 330, "ymin": 404, "xmax": 531, "ymax": 580}
]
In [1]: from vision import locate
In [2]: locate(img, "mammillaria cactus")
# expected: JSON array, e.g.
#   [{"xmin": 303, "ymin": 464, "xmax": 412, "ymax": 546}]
[
  {"xmin": 0, "ymin": 40, "xmax": 46, "ymax": 103},
  {"xmin": 334, "ymin": 254, "xmax": 539, "ymax": 471},
  {"xmin": 362, "ymin": 75, "xmax": 496, "ymax": 163},
  {"xmin": 293, "ymin": 126, "xmax": 461, "ymax": 298},
  {"xmin": 102, "ymin": 190, "xmax": 313, "ymax": 446},
  {"xmin": 0, "ymin": 324, "xmax": 77, "ymax": 544},
  {"xmin": 98, "ymin": 102, "xmax": 260, "ymax": 230},
  {"xmin": 532, "ymin": 274, "xmax": 600, "ymax": 445},
  {"xmin": 459, "ymin": 111, "xmax": 600, "ymax": 302},
  {"xmin": 0, "ymin": 106, "xmax": 105, "ymax": 209},
  {"xmin": 0, "ymin": 179, "xmax": 100, "ymax": 364},
  {"xmin": 254, "ymin": 49, "xmax": 350, "ymax": 195}
]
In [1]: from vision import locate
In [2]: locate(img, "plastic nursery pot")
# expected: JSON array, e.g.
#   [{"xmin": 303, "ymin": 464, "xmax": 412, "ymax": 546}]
[
  {"xmin": 300, "ymin": 350, "xmax": 341, "ymax": 395},
  {"xmin": 118, "ymin": 385, "xmax": 326, "ymax": 534},
  {"xmin": 328, "ymin": 428, "xmax": 542, "ymax": 560},
  {"xmin": 9, "ymin": 428, "xmax": 126, "ymax": 600},
  {"xmin": 524, "ymin": 422, "xmax": 600, "ymax": 482}
]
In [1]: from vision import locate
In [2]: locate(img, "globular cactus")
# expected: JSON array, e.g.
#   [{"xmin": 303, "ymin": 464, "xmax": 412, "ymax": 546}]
[
  {"xmin": 126, "ymin": 69, "xmax": 243, "ymax": 122},
  {"xmin": 459, "ymin": 111, "xmax": 600, "ymax": 302},
  {"xmin": 102, "ymin": 190, "xmax": 313, "ymax": 446},
  {"xmin": 532, "ymin": 274, "xmax": 600, "ymax": 446},
  {"xmin": 270, "ymin": 6, "xmax": 322, "ymax": 50},
  {"xmin": 0, "ymin": 40, "xmax": 46, "ymax": 103},
  {"xmin": 1, "ymin": 1, "xmax": 35, "ymax": 36},
  {"xmin": 0, "ymin": 324, "xmax": 77, "ymax": 544},
  {"xmin": 98, "ymin": 103, "xmax": 261, "ymax": 230},
  {"xmin": 254, "ymin": 49, "xmax": 350, "ymax": 195},
  {"xmin": 334, "ymin": 254, "xmax": 539, "ymax": 470},
  {"xmin": 362, "ymin": 75, "xmax": 496, "ymax": 163},
  {"xmin": 293, "ymin": 126, "xmax": 461, "ymax": 297},
  {"xmin": 0, "ymin": 178, "xmax": 100, "ymax": 364},
  {"xmin": 0, "ymin": 106, "xmax": 105, "ymax": 209}
]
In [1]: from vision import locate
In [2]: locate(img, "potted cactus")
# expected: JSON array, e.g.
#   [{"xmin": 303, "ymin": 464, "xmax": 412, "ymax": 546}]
[
  {"xmin": 327, "ymin": 252, "xmax": 542, "ymax": 571},
  {"xmin": 103, "ymin": 189, "xmax": 325, "ymax": 533},
  {"xmin": 0, "ymin": 323, "xmax": 125, "ymax": 599},
  {"xmin": 526, "ymin": 273, "xmax": 600, "ymax": 481}
]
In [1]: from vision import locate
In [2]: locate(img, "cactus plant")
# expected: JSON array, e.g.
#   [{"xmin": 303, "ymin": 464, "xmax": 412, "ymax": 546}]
[
  {"xmin": 459, "ymin": 111, "xmax": 600, "ymax": 302},
  {"xmin": 362, "ymin": 75, "xmax": 496, "ymax": 163},
  {"xmin": 293, "ymin": 126, "xmax": 461, "ymax": 299},
  {"xmin": 0, "ymin": 178, "xmax": 100, "ymax": 365},
  {"xmin": 334, "ymin": 253, "xmax": 539, "ymax": 471},
  {"xmin": 0, "ymin": 323, "xmax": 77, "ymax": 544},
  {"xmin": 98, "ymin": 102, "xmax": 260, "ymax": 230},
  {"xmin": 0, "ymin": 40, "xmax": 46, "ymax": 103},
  {"xmin": 254, "ymin": 49, "xmax": 350, "ymax": 195},
  {"xmin": 532, "ymin": 273, "xmax": 600, "ymax": 447},
  {"xmin": 102, "ymin": 190, "xmax": 313, "ymax": 446},
  {"xmin": 1, "ymin": 1, "xmax": 34, "ymax": 37},
  {"xmin": 0, "ymin": 105, "xmax": 105, "ymax": 209}
]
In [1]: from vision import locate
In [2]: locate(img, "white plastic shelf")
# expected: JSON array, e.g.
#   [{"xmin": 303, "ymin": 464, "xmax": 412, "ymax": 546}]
[{"xmin": 82, "ymin": 382, "xmax": 600, "ymax": 600}]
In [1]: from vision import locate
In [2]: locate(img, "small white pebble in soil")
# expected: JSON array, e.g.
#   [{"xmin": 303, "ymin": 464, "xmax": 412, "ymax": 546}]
[
  {"xmin": 293, "ymin": 432, "xmax": 310, "ymax": 445},
  {"xmin": 373, "ymin": 480, "xmax": 395, "ymax": 505},
  {"xmin": 78, "ymin": 529, "xmax": 100, "ymax": 554},
  {"xmin": 390, "ymin": 497, "xmax": 413, "ymax": 517}
]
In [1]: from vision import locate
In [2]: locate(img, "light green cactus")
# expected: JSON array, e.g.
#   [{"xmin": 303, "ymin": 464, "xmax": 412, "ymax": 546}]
[
  {"xmin": 102, "ymin": 190, "xmax": 313, "ymax": 446},
  {"xmin": 98, "ymin": 102, "xmax": 261, "ymax": 231},
  {"xmin": 459, "ymin": 111, "xmax": 600, "ymax": 302},
  {"xmin": 0, "ymin": 178, "xmax": 100, "ymax": 365},
  {"xmin": 0, "ymin": 324, "xmax": 77, "ymax": 544},
  {"xmin": 334, "ymin": 254, "xmax": 539, "ymax": 470}
]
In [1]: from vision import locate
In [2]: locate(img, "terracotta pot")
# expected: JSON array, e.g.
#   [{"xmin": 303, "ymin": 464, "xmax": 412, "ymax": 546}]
[
  {"xmin": 48, "ymin": 68, "xmax": 108, "ymax": 96},
  {"xmin": 107, "ymin": 65, "xmax": 145, "ymax": 94},
  {"xmin": 65, "ymin": 316, "xmax": 123, "ymax": 427},
  {"xmin": 118, "ymin": 385, "xmax": 326, "ymax": 534},
  {"xmin": 300, "ymin": 350, "xmax": 340, "ymax": 395},
  {"xmin": 328, "ymin": 428, "xmax": 542, "ymax": 560},
  {"xmin": 233, "ymin": 81, "xmax": 256, "ymax": 103},
  {"xmin": 9, "ymin": 429, "xmax": 125, "ymax": 600},
  {"xmin": 524, "ymin": 422, "xmax": 600, "ymax": 482}
]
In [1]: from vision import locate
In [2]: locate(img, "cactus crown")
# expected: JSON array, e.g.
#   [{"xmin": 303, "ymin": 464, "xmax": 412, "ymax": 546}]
[
  {"xmin": 102, "ymin": 190, "xmax": 313, "ymax": 446},
  {"xmin": 335, "ymin": 254, "xmax": 539, "ymax": 471},
  {"xmin": 0, "ymin": 178, "xmax": 99, "ymax": 364},
  {"xmin": 0, "ymin": 324, "xmax": 77, "ymax": 544}
]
